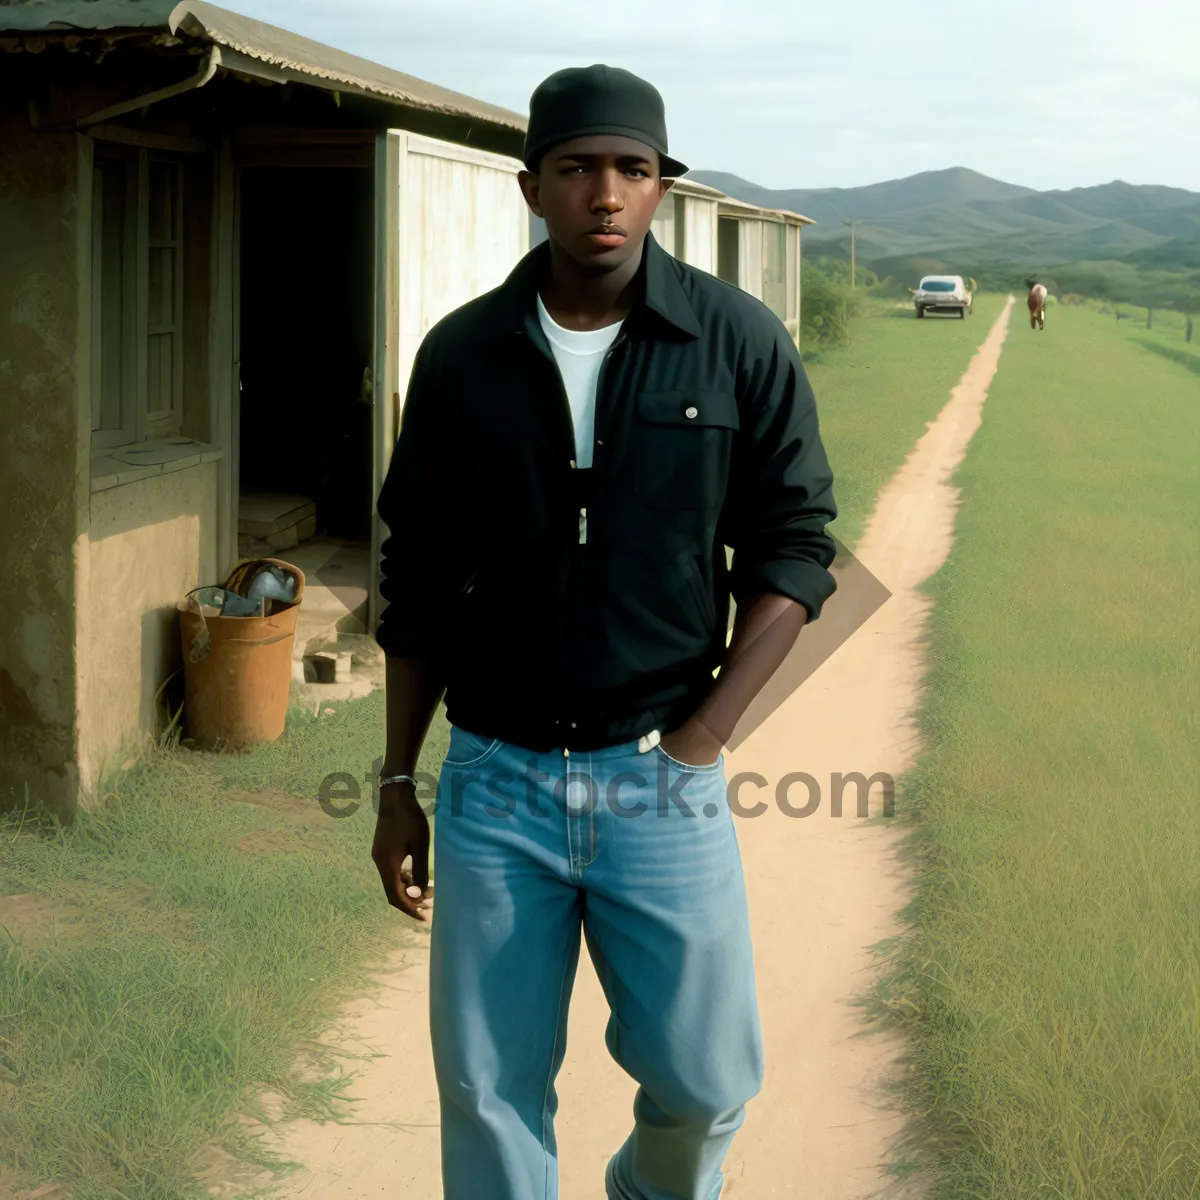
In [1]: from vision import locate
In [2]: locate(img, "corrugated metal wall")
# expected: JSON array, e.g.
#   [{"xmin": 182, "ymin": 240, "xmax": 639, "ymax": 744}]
[
  {"xmin": 372, "ymin": 131, "xmax": 530, "ymax": 622},
  {"xmin": 786, "ymin": 222, "xmax": 800, "ymax": 344},
  {"xmin": 681, "ymin": 195, "xmax": 719, "ymax": 274},
  {"xmin": 786, "ymin": 224, "xmax": 799, "ymax": 323},
  {"xmin": 649, "ymin": 192, "xmax": 676, "ymax": 257},
  {"xmin": 762, "ymin": 220, "xmax": 787, "ymax": 321},
  {"xmin": 375, "ymin": 130, "xmax": 528, "ymax": 451},
  {"xmin": 396, "ymin": 138, "xmax": 528, "ymax": 393},
  {"xmin": 737, "ymin": 219, "xmax": 764, "ymax": 299}
]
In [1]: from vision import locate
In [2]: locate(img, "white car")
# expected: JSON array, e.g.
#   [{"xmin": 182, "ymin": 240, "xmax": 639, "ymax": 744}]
[{"xmin": 914, "ymin": 275, "xmax": 973, "ymax": 319}]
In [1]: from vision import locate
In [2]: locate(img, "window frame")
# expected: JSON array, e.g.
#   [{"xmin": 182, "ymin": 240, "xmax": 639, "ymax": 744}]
[
  {"xmin": 143, "ymin": 155, "xmax": 186, "ymax": 437},
  {"xmin": 89, "ymin": 141, "xmax": 186, "ymax": 453},
  {"xmin": 90, "ymin": 144, "xmax": 140, "ymax": 449}
]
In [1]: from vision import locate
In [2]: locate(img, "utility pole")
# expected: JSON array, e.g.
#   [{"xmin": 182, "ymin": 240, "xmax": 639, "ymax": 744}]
[{"xmin": 843, "ymin": 218, "xmax": 856, "ymax": 289}]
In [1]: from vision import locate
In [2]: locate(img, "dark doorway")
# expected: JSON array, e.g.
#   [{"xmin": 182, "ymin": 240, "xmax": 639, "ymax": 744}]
[{"xmin": 237, "ymin": 166, "xmax": 374, "ymax": 554}]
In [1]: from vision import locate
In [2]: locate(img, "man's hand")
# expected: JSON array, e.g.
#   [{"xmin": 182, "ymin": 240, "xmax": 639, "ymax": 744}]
[
  {"xmin": 371, "ymin": 782, "xmax": 433, "ymax": 922},
  {"xmin": 667, "ymin": 594, "xmax": 808, "ymax": 762},
  {"xmin": 658, "ymin": 719, "xmax": 724, "ymax": 768}
]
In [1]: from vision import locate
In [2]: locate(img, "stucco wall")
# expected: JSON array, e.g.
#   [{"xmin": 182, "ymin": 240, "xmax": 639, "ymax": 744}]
[
  {"xmin": 79, "ymin": 463, "xmax": 218, "ymax": 790},
  {"xmin": 0, "ymin": 102, "xmax": 85, "ymax": 819}
]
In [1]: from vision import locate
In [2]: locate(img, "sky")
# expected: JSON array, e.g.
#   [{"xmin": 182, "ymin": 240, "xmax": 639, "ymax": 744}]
[{"xmin": 219, "ymin": 0, "xmax": 1200, "ymax": 194}]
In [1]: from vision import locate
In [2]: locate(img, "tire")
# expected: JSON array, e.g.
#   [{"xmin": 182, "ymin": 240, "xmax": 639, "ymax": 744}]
[
  {"xmin": 916, "ymin": 307, "xmax": 925, "ymax": 319},
  {"xmin": 958, "ymin": 308, "xmax": 965, "ymax": 319}
]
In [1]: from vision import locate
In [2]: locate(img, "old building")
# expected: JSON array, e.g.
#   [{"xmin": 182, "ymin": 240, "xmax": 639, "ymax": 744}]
[
  {"xmin": 1, "ymin": 1, "xmax": 815, "ymax": 818},
  {"xmin": 1, "ymin": 0, "xmax": 532, "ymax": 815}
]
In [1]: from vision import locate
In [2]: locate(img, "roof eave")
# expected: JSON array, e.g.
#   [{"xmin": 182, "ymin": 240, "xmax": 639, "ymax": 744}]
[
  {"xmin": 210, "ymin": 42, "xmax": 526, "ymax": 135},
  {"xmin": 167, "ymin": 1, "xmax": 527, "ymax": 138},
  {"xmin": 716, "ymin": 197, "xmax": 815, "ymax": 225}
]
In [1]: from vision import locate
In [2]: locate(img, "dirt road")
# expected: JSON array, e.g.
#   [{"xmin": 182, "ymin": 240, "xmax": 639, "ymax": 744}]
[{"xmin": 235, "ymin": 297, "xmax": 1015, "ymax": 1200}]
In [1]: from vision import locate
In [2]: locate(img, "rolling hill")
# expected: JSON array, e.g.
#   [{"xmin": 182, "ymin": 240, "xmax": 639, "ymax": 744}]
[
  {"xmin": 686, "ymin": 167, "xmax": 1200, "ymax": 289},
  {"xmin": 688, "ymin": 167, "xmax": 1036, "ymax": 227}
]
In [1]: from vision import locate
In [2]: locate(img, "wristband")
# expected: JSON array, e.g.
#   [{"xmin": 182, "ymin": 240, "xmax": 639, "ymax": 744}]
[{"xmin": 378, "ymin": 773, "xmax": 418, "ymax": 789}]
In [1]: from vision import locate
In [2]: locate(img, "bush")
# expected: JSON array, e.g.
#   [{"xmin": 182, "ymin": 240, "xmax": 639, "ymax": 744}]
[
  {"xmin": 801, "ymin": 260, "xmax": 863, "ymax": 347},
  {"xmin": 866, "ymin": 273, "xmax": 912, "ymax": 300},
  {"xmin": 810, "ymin": 255, "xmax": 875, "ymax": 289}
]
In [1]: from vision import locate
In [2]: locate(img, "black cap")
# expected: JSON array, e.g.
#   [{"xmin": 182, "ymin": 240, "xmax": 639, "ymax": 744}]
[{"xmin": 523, "ymin": 64, "xmax": 688, "ymax": 179}]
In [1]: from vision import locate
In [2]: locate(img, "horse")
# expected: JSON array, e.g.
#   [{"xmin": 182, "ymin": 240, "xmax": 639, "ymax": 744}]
[{"xmin": 1027, "ymin": 282, "xmax": 1047, "ymax": 331}]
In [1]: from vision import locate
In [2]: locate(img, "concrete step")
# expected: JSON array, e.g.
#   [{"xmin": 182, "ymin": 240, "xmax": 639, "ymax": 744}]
[
  {"xmin": 238, "ymin": 492, "xmax": 320, "ymax": 558},
  {"xmin": 239, "ymin": 492, "xmax": 318, "ymax": 536}
]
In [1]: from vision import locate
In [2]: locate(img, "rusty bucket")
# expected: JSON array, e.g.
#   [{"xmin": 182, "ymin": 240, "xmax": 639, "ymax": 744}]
[{"xmin": 177, "ymin": 559, "xmax": 306, "ymax": 750}]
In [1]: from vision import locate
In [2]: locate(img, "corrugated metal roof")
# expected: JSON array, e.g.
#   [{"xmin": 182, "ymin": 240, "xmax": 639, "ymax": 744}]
[
  {"xmin": 2, "ymin": 0, "xmax": 528, "ymax": 135},
  {"xmin": 0, "ymin": 0, "xmax": 172, "ymax": 30},
  {"xmin": 4, "ymin": 3, "xmax": 794, "ymax": 212},
  {"xmin": 717, "ymin": 192, "xmax": 815, "ymax": 225},
  {"xmin": 670, "ymin": 178, "xmax": 727, "ymax": 200},
  {"xmin": 672, "ymin": 178, "xmax": 814, "ymax": 224},
  {"xmin": 167, "ymin": 2, "xmax": 528, "ymax": 134}
]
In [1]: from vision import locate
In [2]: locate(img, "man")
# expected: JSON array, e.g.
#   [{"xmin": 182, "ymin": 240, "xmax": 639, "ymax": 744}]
[{"xmin": 371, "ymin": 64, "xmax": 838, "ymax": 1200}]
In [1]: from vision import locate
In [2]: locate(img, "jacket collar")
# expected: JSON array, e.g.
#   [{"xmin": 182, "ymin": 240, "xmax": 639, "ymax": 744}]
[{"xmin": 485, "ymin": 229, "xmax": 703, "ymax": 343}]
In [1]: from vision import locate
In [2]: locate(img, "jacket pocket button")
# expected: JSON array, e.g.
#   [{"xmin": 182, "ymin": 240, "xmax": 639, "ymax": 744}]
[{"xmin": 684, "ymin": 405, "xmax": 698, "ymax": 419}]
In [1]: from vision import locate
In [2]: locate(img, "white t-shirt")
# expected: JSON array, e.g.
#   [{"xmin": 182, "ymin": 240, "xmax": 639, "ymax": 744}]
[{"xmin": 536, "ymin": 293, "xmax": 623, "ymax": 470}]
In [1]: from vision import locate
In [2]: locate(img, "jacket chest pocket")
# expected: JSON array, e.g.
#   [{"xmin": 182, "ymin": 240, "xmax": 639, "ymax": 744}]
[{"xmin": 632, "ymin": 390, "xmax": 740, "ymax": 511}]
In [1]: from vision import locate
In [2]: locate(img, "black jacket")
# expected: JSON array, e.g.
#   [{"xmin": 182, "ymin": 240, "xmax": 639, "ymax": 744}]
[{"xmin": 375, "ymin": 232, "xmax": 838, "ymax": 752}]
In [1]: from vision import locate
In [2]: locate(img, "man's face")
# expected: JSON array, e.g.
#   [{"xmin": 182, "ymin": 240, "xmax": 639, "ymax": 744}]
[{"xmin": 519, "ymin": 134, "xmax": 674, "ymax": 272}]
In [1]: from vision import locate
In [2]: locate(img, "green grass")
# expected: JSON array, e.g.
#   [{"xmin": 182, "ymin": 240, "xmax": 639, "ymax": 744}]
[
  {"xmin": 806, "ymin": 292, "xmax": 1008, "ymax": 549},
  {"xmin": 0, "ymin": 694, "xmax": 450, "ymax": 1199},
  {"xmin": 873, "ymin": 303, "xmax": 1200, "ymax": 1196},
  {"xmin": 9, "ymin": 290, "xmax": 1182, "ymax": 1197},
  {"xmin": 2, "ymin": 277, "xmax": 1006, "ymax": 1194},
  {"xmin": 1135, "ymin": 339, "xmax": 1200, "ymax": 376}
]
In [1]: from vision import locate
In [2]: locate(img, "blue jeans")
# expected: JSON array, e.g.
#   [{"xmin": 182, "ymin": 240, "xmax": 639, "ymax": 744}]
[{"xmin": 429, "ymin": 727, "xmax": 763, "ymax": 1200}]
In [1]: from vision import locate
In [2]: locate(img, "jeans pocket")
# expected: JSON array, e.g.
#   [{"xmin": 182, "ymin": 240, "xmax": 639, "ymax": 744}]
[
  {"xmin": 654, "ymin": 743, "xmax": 725, "ymax": 775},
  {"xmin": 443, "ymin": 726, "xmax": 503, "ymax": 769}
]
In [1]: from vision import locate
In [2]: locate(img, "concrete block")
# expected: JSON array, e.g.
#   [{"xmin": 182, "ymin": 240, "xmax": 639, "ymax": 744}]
[{"xmin": 310, "ymin": 650, "xmax": 353, "ymax": 684}]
